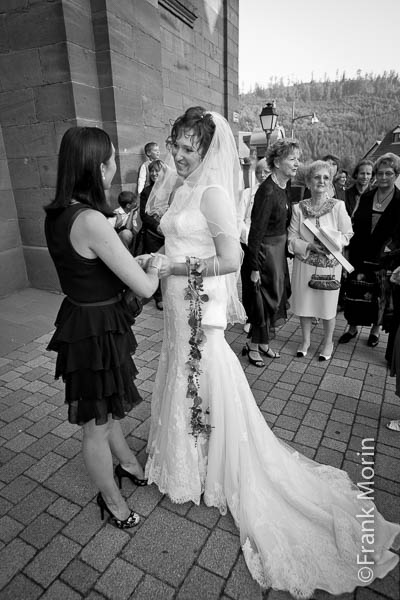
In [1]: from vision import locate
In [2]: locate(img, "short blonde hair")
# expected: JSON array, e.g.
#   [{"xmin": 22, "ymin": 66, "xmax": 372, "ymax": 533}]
[
  {"xmin": 374, "ymin": 153, "xmax": 400, "ymax": 176},
  {"xmin": 305, "ymin": 160, "xmax": 332, "ymax": 186},
  {"xmin": 266, "ymin": 138, "xmax": 300, "ymax": 171}
]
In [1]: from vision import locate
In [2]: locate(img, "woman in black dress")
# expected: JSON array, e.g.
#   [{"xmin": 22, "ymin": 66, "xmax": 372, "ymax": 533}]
[
  {"xmin": 139, "ymin": 159, "xmax": 165, "ymax": 310},
  {"xmin": 243, "ymin": 139, "xmax": 300, "ymax": 366},
  {"xmin": 339, "ymin": 153, "xmax": 400, "ymax": 347},
  {"xmin": 344, "ymin": 159, "xmax": 374, "ymax": 221},
  {"xmin": 45, "ymin": 127, "xmax": 160, "ymax": 528}
]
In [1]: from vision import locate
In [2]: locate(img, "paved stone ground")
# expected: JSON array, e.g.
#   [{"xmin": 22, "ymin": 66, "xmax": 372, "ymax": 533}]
[{"xmin": 0, "ymin": 288, "xmax": 399, "ymax": 600}]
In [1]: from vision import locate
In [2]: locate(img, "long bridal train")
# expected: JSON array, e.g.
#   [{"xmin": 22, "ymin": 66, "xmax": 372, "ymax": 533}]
[
  {"xmin": 146, "ymin": 283, "xmax": 399, "ymax": 599},
  {"xmin": 145, "ymin": 182, "xmax": 399, "ymax": 599}
]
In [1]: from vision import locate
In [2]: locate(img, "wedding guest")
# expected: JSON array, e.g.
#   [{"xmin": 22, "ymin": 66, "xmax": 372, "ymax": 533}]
[
  {"xmin": 388, "ymin": 263, "xmax": 400, "ymax": 431},
  {"xmin": 339, "ymin": 153, "xmax": 400, "ymax": 346},
  {"xmin": 304, "ymin": 153, "xmax": 341, "ymax": 199},
  {"xmin": 344, "ymin": 159, "xmax": 374, "ymax": 220},
  {"xmin": 334, "ymin": 168, "xmax": 348, "ymax": 201},
  {"xmin": 137, "ymin": 141, "xmax": 160, "ymax": 194},
  {"xmin": 244, "ymin": 139, "xmax": 300, "ymax": 366},
  {"xmin": 139, "ymin": 159, "xmax": 165, "ymax": 310},
  {"xmin": 238, "ymin": 158, "xmax": 269, "ymax": 333},
  {"xmin": 45, "ymin": 126, "xmax": 160, "ymax": 529},
  {"xmin": 108, "ymin": 191, "xmax": 139, "ymax": 249},
  {"xmin": 288, "ymin": 161, "xmax": 353, "ymax": 359}
]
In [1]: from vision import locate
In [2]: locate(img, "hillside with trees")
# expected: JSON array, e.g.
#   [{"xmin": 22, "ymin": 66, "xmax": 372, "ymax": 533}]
[{"xmin": 239, "ymin": 72, "xmax": 400, "ymax": 171}]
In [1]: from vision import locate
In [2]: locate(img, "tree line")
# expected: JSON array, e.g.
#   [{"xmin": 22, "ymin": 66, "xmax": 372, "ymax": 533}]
[{"xmin": 239, "ymin": 72, "xmax": 400, "ymax": 172}]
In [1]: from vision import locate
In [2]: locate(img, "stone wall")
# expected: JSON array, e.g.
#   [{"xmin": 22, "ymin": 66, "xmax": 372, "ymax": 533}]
[
  {"xmin": 0, "ymin": 0, "xmax": 239, "ymax": 295},
  {"xmin": 0, "ymin": 126, "xmax": 28, "ymax": 296}
]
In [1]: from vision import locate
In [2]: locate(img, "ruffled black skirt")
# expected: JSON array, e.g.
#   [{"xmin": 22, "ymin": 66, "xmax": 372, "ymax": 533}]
[{"xmin": 47, "ymin": 297, "xmax": 142, "ymax": 425}]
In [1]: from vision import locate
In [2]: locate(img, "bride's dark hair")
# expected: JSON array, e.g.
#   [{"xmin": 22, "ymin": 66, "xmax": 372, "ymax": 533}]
[{"xmin": 170, "ymin": 106, "xmax": 216, "ymax": 158}]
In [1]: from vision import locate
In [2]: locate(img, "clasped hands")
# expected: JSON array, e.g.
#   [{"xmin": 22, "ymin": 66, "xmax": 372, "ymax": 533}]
[
  {"xmin": 137, "ymin": 254, "xmax": 209, "ymax": 278},
  {"xmin": 136, "ymin": 253, "xmax": 172, "ymax": 278},
  {"xmin": 308, "ymin": 241, "xmax": 328, "ymax": 255}
]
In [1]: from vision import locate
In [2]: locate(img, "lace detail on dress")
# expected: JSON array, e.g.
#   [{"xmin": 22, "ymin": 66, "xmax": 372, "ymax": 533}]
[{"xmin": 145, "ymin": 183, "xmax": 400, "ymax": 597}]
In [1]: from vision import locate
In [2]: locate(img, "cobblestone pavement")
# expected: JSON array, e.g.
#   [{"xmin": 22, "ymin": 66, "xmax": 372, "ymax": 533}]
[{"xmin": 0, "ymin": 288, "xmax": 399, "ymax": 600}]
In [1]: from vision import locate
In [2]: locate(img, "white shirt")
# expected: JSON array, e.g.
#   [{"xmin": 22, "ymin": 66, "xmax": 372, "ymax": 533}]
[
  {"xmin": 137, "ymin": 160, "xmax": 150, "ymax": 194},
  {"xmin": 238, "ymin": 183, "xmax": 259, "ymax": 245}
]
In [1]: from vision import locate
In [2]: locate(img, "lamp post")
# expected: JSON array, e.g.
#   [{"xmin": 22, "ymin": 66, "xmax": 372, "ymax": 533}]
[
  {"xmin": 259, "ymin": 101, "xmax": 278, "ymax": 148},
  {"xmin": 290, "ymin": 101, "xmax": 319, "ymax": 138}
]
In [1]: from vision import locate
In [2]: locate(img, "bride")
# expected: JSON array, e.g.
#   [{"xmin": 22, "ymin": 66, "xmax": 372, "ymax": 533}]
[{"xmin": 142, "ymin": 106, "xmax": 400, "ymax": 598}]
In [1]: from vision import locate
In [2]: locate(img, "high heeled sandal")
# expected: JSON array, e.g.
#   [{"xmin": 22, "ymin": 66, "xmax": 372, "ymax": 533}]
[
  {"xmin": 115, "ymin": 464, "xmax": 147, "ymax": 488},
  {"xmin": 258, "ymin": 345, "xmax": 280, "ymax": 359},
  {"xmin": 96, "ymin": 492, "xmax": 140, "ymax": 529},
  {"xmin": 241, "ymin": 343, "xmax": 265, "ymax": 368}
]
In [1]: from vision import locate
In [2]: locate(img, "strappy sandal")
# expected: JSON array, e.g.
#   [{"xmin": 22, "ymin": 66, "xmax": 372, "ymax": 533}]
[
  {"xmin": 258, "ymin": 345, "xmax": 280, "ymax": 359},
  {"xmin": 242, "ymin": 343, "xmax": 265, "ymax": 367}
]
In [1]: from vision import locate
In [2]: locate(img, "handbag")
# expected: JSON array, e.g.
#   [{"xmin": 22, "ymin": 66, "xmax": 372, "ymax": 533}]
[
  {"xmin": 308, "ymin": 267, "xmax": 340, "ymax": 291},
  {"xmin": 343, "ymin": 269, "xmax": 379, "ymax": 326},
  {"xmin": 123, "ymin": 289, "xmax": 143, "ymax": 320}
]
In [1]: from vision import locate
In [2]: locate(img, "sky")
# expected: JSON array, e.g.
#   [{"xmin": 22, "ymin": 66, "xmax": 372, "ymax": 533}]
[{"xmin": 239, "ymin": 0, "xmax": 400, "ymax": 92}]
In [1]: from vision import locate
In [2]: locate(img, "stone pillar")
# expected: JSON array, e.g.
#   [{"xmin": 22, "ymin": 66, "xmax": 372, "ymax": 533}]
[
  {"xmin": 0, "ymin": 126, "xmax": 28, "ymax": 296},
  {"xmin": 0, "ymin": 0, "xmax": 69, "ymax": 292},
  {"xmin": 90, "ymin": 0, "xmax": 164, "ymax": 194}
]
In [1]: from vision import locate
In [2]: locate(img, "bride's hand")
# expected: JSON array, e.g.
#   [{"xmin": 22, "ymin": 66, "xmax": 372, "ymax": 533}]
[
  {"xmin": 148, "ymin": 254, "xmax": 172, "ymax": 278},
  {"xmin": 136, "ymin": 254, "xmax": 151, "ymax": 269}
]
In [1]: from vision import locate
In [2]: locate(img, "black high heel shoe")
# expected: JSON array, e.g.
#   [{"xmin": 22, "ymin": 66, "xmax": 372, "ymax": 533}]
[
  {"xmin": 241, "ymin": 343, "xmax": 264, "ymax": 368},
  {"xmin": 96, "ymin": 492, "xmax": 140, "ymax": 529},
  {"xmin": 258, "ymin": 345, "xmax": 280, "ymax": 359},
  {"xmin": 115, "ymin": 463, "xmax": 147, "ymax": 489}
]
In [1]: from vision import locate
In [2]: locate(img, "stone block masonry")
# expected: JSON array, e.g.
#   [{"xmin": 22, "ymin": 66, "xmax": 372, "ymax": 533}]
[{"xmin": 0, "ymin": 0, "xmax": 239, "ymax": 294}]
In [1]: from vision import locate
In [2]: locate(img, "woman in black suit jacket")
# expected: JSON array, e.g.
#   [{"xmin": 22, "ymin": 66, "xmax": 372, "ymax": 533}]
[
  {"xmin": 339, "ymin": 153, "xmax": 400, "ymax": 346},
  {"xmin": 244, "ymin": 139, "xmax": 300, "ymax": 366}
]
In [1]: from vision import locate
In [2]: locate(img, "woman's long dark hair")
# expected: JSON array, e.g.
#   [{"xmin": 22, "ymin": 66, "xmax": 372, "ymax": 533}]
[{"xmin": 44, "ymin": 127, "xmax": 114, "ymax": 217}]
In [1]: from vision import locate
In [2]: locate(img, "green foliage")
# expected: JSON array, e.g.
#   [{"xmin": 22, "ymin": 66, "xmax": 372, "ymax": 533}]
[{"xmin": 239, "ymin": 72, "xmax": 400, "ymax": 169}]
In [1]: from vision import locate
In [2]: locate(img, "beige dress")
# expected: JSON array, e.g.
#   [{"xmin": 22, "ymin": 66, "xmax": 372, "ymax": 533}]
[{"xmin": 288, "ymin": 199, "xmax": 353, "ymax": 320}]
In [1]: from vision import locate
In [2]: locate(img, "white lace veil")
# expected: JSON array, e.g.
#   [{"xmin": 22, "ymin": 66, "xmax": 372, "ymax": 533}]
[{"xmin": 146, "ymin": 109, "xmax": 246, "ymax": 325}]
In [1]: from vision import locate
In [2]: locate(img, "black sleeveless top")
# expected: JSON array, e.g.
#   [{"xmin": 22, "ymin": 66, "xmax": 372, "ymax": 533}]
[{"xmin": 45, "ymin": 204, "xmax": 125, "ymax": 302}]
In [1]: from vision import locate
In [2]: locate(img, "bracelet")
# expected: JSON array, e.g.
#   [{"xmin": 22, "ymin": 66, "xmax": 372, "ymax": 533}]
[{"xmin": 148, "ymin": 265, "xmax": 160, "ymax": 274}]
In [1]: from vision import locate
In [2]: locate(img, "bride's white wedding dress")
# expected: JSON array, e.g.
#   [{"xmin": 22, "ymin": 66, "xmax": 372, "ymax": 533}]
[{"xmin": 145, "ymin": 184, "xmax": 400, "ymax": 599}]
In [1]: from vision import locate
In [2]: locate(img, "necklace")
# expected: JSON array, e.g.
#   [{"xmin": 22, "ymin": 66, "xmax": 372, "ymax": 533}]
[
  {"xmin": 375, "ymin": 189, "xmax": 394, "ymax": 209},
  {"xmin": 271, "ymin": 172, "xmax": 287, "ymax": 189},
  {"xmin": 301, "ymin": 198, "xmax": 336, "ymax": 219}
]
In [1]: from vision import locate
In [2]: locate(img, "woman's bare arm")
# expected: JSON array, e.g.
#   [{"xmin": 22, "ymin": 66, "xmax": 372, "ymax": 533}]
[{"xmin": 70, "ymin": 210, "xmax": 159, "ymax": 298}]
